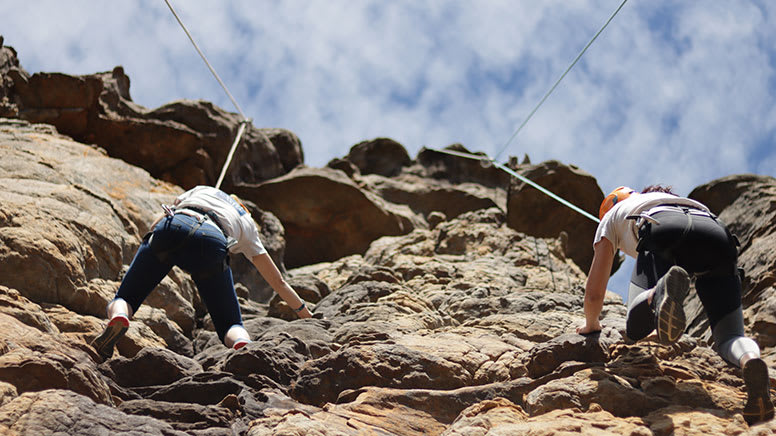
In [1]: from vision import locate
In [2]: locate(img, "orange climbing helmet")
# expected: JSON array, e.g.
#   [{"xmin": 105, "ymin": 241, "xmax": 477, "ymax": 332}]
[{"xmin": 599, "ymin": 186, "xmax": 637, "ymax": 219}]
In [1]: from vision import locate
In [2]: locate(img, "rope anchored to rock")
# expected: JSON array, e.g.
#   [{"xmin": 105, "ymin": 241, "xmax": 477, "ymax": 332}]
[
  {"xmin": 163, "ymin": 0, "xmax": 252, "ymax": 190},
  {"xmin": 427, "ymin": 147, "xmax": 600, "ymax": 223}
]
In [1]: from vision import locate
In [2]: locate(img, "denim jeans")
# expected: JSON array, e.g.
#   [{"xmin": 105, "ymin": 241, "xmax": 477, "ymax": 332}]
[{"xmin": 115, "ymin": 213, "xmax": 242, "ymax": 342}]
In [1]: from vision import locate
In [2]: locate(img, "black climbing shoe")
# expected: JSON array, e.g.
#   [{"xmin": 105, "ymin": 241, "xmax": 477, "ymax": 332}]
[
  {"xmin": 90, "ymin": 314, "xmax": 129, "ymax": 360},
  {"xmin": 743, "ymin": 357, "xmax": 774, "ymax": 425},
  {"xmin": 652, "ymin": 266, "xmax": 690, "ymax": 344}
]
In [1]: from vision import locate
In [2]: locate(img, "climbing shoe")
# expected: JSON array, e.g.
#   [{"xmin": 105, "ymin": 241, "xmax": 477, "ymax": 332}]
[
  {"xmin": 232, "ymin": 338, "xmax": 251, "ymax": 350},
  {"xmin": 652, "ymin": 266, "xmax": 690, "ymax": 344},
  {"xmin": 743, "ymin": 357, "xmax": 774, "ymax": 425},
  {"xmin": 90, "ymin": 314, "xmax": 129, "ymax": 360}
]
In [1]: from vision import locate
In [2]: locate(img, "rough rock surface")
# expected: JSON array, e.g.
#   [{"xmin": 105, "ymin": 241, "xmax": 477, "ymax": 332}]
[
  {"xmin": 0, "ymin": 40, "xmax": 302, "ymax": 190},
  {"xmin": 1, "ymin": 42, "xmax": 775, "ymax": 435},
  {"xmin": 687, "ymin": 175, "xmax": 776, "ymax": 363},
  {"xmin": 233, "ymin": 166, "xmax": 422, "ymax": 268},
  {"xmin": 506, "ymin": 160, "xmax": 604, "ymax": 271}
]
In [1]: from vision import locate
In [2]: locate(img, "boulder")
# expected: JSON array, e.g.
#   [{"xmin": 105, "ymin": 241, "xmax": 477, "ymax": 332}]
[
  {"xmin": 443, "ymin": 399, "xmax": 651, "ymax": 436},
  {"xmin": 414, "ymin": 144, "xmax": 512, "ymax": 189},
  {"xmin": 526, "ymin": 331, "xmax": 617, "ymax": 378},
  {"xmin": 118, "ymin": 399, "xmax": 235, "ymax": 434},
  {"xmin": 686, "ymin": 175, "xmax": 776, "ymax": 345},
  {"xmin": 234, "ymin": 166, "xmax": 421, "ymax": 268},
  {"xmin": 360, "ymin": 173, "xmax": 503, "ymax": 220},
  {"xmin": 4, "ymin": 64, "xmax": 302, "ymax": 189},
  {"xmin": 100, "ymin": 347, "xmax": 203, "ymax": 388},
  {"xmin": 0, "ymin": 389, "xmax": 188, "ymax": 436},
  {"xmin": 506, "ymin": 160, "xmax": 604, "ymax": 271},
  {"xmin": 345, "ymin": 137, "xmax": 411, "ymax": 177},
  {"xmin": 0, "ymin": 37, "xmax": 23, "ymax": 118},
  {"xmin": 0, "ymin": 286, "xmax": 58, "ymax": 334},
  {"xmin": 0, "ymin": 119, "xmax": 184, "ymax": 314},
  {"xmin": 0, "ymin": 314, "xmax": 113, "ymax": 405}
]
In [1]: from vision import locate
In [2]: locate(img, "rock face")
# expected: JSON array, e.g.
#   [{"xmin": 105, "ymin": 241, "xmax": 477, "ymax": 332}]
[
  {"xmin": 1, "ymin": 41, "xmax": 775, "ymax": 435},
  {"xmin": 233, "ymin": 166, "xmax": 421, "ymax": 268},
  {"xmin": 687, "ymin": 175, "xmax": 776, "ymax": 356},
  {"xmin": 506, "ymin": 160, "xmax": 604, "ymax": 271},
  {"xmin": 0, "ymin": 39, "xmax": 302, "ymax": 191}
]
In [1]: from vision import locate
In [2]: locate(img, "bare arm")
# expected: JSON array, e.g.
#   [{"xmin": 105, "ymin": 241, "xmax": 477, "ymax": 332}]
[
  {"xmin": 577, "ymin": 237, "xmax": 615, "ymax": 334},
  {"xmin": 251, "ymin": 253, "xmax": 312, "ymax": 319}
]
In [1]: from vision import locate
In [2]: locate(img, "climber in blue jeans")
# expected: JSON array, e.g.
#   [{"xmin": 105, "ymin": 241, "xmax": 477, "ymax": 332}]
[
  {"xmin": 91, "ymin": 186, "xmax": 312, "ymax": 358},
  {"xmin": 578, "ymin": 185, "xmax": 774, "ymax": 425}
]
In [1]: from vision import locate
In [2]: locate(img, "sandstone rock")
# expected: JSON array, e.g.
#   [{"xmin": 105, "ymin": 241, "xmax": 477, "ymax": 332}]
[
  {"xmin": 0, "ymin": 38, "xmax": 23, "ymax": 118},
  {"xmin": 526, "ymin": 331, "xmax": 617, "ymax": 378},
  {"xmin": 292, "ymin": 336, "xmax": 506, "ymax": 407},
  {"xmin": 100, "ymin": 347, "xmax": 203, "ymax": 388},
  {"xmin": 0, "ymin": 382, "xmax": 17, "ymax": 408},
  {"xmin": 3, "ymin": 50, "xmax": 776, "ymax": 434},
  {"xmin": 506, "ymin": 160, "xmax": 604, "ymax": 271},
  {"xmin": 216, "ymin": 333, "xmax": 310, "ymax": 387},
  {"xmin": 118, "ymin": 399, "xmax": 235, "ymax": 433},
  {"xmin": 360, "ymin": 173, "xmax": 503, "ymax": 220},
  {"xmin": 687, "ymin": 175, "xmax": 776, "ymax": 348},
  {"xmin": 524, "ymin": 367, "xmax": 669, "ymax": 417},
  {"xmin": 234, "ymin": 166, "xmax": 421, "ymax": 267},
  {"xmin": 0, "ymin": 120, "xmax": 199, "ymax": 327},
  {"xmin": 326, "ymin": 156, "xmax": 360, "ymax": 177},
  {"xmin": 0, "ymin": 314, "xmax": 113, "ymax": 405},
  {"xmin": 0, "ymin": 286, "xmax": 58, "ymax": 334},
  {"xmin": 5, "ymin": 64, "xmax": 303, "ymax": 189},
  {"xmin": 0, "ymin": 389, "xmax": 188, "ymax": 436},
  {"xmin": 133, "ymin": 306, "xmax": 194, "ymax": 358},
  {"xmin": 442, "ymin": 399, "xmax": 650, "ymax": 436},
  {"xmin": 414, "ymin": 144, "xmax": 512, "ymax": 189},
  {"xmin": 252, "ymin": 380, "xmax": 534, "ymax": 436},
  {"xmin": 137, "ymin": 371, "xmax": 278, "ymax": 407},
  {"xmin": 345, "ymin": 137, "xmax": 411, "ymax": 177}
]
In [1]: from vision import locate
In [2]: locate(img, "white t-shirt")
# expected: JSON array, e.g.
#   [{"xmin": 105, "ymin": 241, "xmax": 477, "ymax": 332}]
[
  {"xmin": 173, "ymin": 186, "xmax": 267, "ymax": 258},
  {"xmin": 594, "ymin": 192, "xmax": 710, "ymax": 258}
]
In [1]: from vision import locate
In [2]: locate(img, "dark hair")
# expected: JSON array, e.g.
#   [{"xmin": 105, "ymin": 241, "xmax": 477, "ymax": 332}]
[{"xmin": 641, "ymin": 184, "xmax": 676, "ymax": 195}]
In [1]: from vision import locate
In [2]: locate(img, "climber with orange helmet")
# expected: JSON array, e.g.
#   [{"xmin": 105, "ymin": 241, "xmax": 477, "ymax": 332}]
[
  {"xmin": 91, "ymin": 186, "xmax": 312, "ymax": 359},
  {"xmin": 578, "ymin": 184, "xmax": 773, "ymax": 425}
]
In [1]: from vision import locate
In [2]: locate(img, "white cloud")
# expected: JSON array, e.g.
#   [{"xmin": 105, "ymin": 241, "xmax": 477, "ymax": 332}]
[{"xmin": 2, "ymin": 1, "xmax": 774, "ymax": 195}]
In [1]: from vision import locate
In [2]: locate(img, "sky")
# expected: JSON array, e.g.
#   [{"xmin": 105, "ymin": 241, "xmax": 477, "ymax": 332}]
[{"xmin": 2, "ymin": 1, "xmax": 776, "ymax": 298}]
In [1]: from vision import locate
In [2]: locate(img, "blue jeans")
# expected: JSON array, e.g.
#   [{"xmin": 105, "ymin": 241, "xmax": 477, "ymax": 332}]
[{"xmin": 115, "ymin": 213, "xmax": 243, "ymax": 342}]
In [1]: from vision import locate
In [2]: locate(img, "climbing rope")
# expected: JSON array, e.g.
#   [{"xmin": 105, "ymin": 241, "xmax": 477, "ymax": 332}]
[
  {"xmin": 163, "ymin": 0, "xmax": 252, "ymax": 190},
  {"xmin": 420, "ymin": 0, "xmax": 632, "ymax": 224},
  {"xmin": 214, "ymin": 119, "xmax": 251, "ymax": 190},
  {"xmin": 428, "ymin": 147, "xmax": 600, "ymax": 223},
  {"xmin": 492, "ymin": 0, "xmax": 630, "ymax": 162}
]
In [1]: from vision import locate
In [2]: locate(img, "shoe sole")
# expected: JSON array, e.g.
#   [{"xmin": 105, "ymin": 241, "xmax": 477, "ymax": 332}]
[
  {"xmin": 743, "ymin": 358, "xmax": 775, "ymax": 425},
  {"xmin": 90, "ymin": 316, "xmax": 129, "ymax": 360},
  {"xmin": 656, "ymin": 266, "xmax": 690, "ymax": 344}
]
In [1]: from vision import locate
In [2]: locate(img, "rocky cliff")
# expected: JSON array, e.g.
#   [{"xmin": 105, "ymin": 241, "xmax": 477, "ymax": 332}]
[{"xmin": 1, "ymin": 38, "xmax": 775, "ymax": 435}]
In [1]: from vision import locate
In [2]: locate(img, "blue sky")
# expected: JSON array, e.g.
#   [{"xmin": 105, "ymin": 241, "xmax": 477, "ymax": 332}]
[{"xmin": 3, "ymin": 1, "xmax": 776, "ymax": 297}]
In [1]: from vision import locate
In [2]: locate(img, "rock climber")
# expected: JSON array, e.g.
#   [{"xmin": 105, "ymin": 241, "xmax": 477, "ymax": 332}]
[
  {"xmin": 91, "ymin": 185, "xmax": 312, "ymax": 358},
  {"xmin": 577, "ymin": 185, "xmax": 774, "ymax": 425}
]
